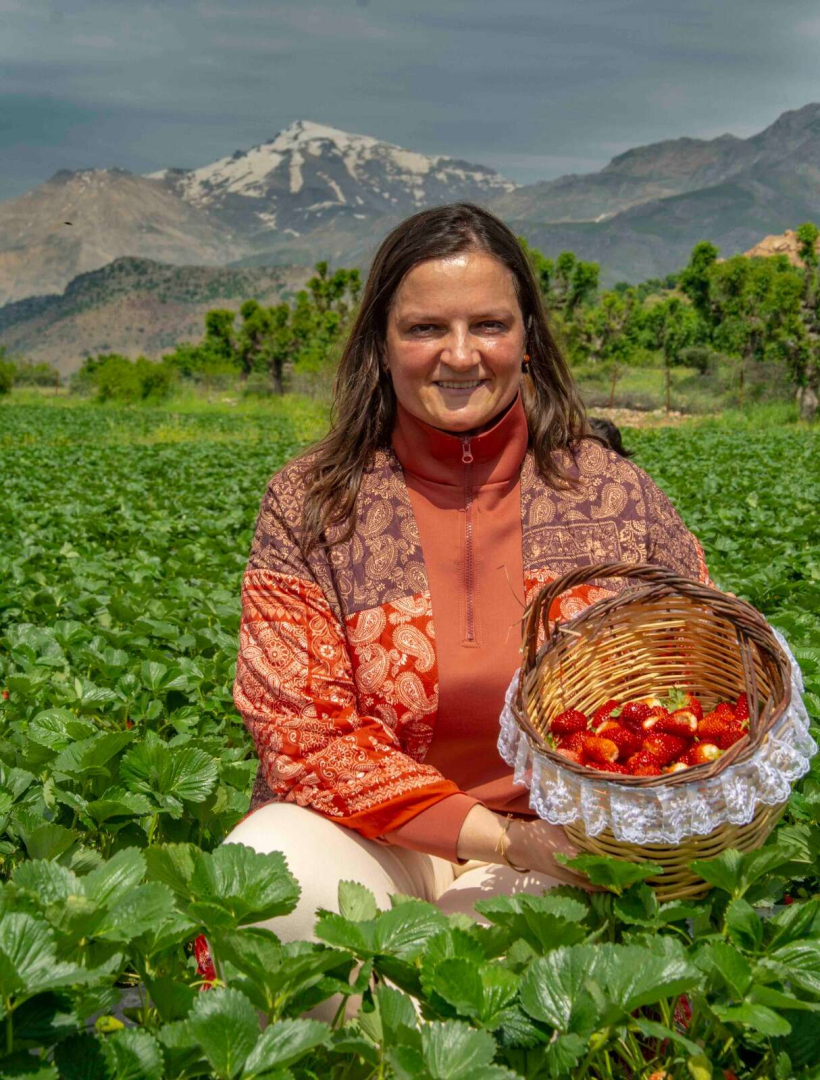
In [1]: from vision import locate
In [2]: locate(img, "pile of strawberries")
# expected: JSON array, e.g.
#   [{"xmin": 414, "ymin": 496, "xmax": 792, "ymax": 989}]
[{"xmin": 548, "ymin": 687, "xmax": 750, "ymax": 776}]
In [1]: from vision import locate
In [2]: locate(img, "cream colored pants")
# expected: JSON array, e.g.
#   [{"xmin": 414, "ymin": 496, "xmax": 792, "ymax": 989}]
[{"xmin": 213, "ymin": 802, "xmax": 565, "ymax": 1023}]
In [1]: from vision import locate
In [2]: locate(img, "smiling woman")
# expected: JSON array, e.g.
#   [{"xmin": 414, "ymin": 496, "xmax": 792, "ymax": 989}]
[{"xmin": 203, "ymin": 202, "xmax": 712, "ymax": 1021}]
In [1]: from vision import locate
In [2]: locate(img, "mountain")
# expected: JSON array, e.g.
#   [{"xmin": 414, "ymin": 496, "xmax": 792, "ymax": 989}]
[
  {"xmin": 0, "ymin": 167, "xmax": 247, "ymax": 307},
  {"xmin": 0, "ymin": 256, "xmax": 312, "ymax": 376},
  {"xmin": 2, "ymin": 107, "xmax": 820, "ymax": 320},
  {"xmin": 147, "ymin": 119, "xmax": 516, "ymax": 253}
]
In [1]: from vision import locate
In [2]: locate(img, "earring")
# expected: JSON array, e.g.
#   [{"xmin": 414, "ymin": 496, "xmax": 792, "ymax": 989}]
[{"xmin": 521, "ymin": 353, "xmax": 531, "ymax": 373}]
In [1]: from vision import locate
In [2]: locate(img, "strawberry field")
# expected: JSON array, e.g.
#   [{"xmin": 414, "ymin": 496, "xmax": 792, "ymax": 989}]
[{"xmin": 1, "ymin": 401, "xmax": 819, "ymax": 1079}]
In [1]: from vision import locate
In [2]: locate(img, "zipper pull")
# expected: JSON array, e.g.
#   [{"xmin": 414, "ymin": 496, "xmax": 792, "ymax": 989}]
[{"xmin": 461, "ymin": 438, "xmax": 474, "ymax": 464}]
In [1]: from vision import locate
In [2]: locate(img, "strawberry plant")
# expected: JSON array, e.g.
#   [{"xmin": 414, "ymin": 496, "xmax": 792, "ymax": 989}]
[{"xmin": 0, "ymin": 401, "xmax": 818, "ymax": 1077}]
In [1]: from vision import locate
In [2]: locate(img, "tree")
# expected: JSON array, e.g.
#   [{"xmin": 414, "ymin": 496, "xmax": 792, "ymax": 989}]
[
  {"xmin": 642, "ymin": 297, "xmax": 704, "ymax": 412},
  {"xmin": 679, "ymin": 241, "xmax": 720, "ymax": 324},
  {"xmin": 794, "ymin": 222, "xmax": 820, "ymax": 420}
]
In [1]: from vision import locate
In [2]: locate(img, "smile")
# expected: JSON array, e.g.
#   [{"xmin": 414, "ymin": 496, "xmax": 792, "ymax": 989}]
[{"xmin": 435, "ymin": 380, "xmax": 486, "ymax": 390}]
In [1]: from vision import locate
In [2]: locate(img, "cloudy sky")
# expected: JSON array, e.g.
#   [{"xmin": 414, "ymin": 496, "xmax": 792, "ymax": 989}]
[{"xmin": 2, "ymin": 0, "xmax": 819, "ymax": 203}]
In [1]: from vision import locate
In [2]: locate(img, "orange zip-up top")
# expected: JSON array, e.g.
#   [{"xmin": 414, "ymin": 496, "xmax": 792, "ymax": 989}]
[
  {"xmin": 233, "ymin": 389, "xmax": 712, "ymax": 863},
  {"xmin": 380, "ymin": 390, "xmax": 536, "ymax": 859}
]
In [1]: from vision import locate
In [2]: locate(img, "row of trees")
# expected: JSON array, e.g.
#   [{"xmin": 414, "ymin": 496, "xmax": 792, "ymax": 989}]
[{"xmin": 3, "ymin": 228, "xmax": 818, "ymax": 418}]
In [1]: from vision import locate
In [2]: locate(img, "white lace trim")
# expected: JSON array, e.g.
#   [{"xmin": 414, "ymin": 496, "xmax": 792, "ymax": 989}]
[{"xmin": 497, "ymin": 627, "xmax": 816, "ymax": 844}]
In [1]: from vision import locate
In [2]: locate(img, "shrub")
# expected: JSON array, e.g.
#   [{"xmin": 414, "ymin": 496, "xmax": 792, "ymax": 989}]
[{"xmin": 0, "ymin": 358, "xmax": 14, "ymax": 395}]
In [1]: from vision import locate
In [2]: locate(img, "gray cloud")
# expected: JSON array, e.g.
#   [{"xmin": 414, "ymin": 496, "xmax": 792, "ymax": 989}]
[{"xmin": 1, "ymin": 0, "xmax": 818, "ymax": 202}]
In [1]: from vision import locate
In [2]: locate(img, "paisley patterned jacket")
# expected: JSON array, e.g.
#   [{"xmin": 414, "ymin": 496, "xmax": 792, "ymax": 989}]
[{"xmin": 233, "ymin": 434, "xmax": 711, "ymax": 840}]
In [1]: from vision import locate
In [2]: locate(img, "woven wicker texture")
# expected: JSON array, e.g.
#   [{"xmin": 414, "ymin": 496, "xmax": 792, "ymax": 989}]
[{"xmin": 512, "ymin": 562, "xmax": 794, "ymax": 899}]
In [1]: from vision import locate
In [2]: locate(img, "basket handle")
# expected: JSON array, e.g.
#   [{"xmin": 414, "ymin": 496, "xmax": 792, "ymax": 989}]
[
  {"xmin": 521, "ymin": 561, "xmax": 776, "ymax": 736},
  {"xmin": 522, "ymin": 562, "xmax": 699, "ymax": 670}
]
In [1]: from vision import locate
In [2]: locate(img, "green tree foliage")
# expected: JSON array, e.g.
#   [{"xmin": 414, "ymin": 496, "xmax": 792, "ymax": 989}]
[
  {"xmin": 70, "ymin": 354, "xmax": 176, "ymax": 403},
  {"xmin": 0, "ymin": 346, "xmax": 14, "ymax": 395}
]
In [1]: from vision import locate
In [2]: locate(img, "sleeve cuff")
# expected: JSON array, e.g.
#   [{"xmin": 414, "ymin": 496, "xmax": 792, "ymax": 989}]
[{"xmin": 378, "ymin": 793, "xmax": 482, "ymax": 863}]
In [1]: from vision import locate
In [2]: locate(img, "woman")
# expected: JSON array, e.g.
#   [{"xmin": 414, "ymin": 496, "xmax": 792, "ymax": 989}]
[{"xmin": 210, "ymin": 202, "xmax": 711, "ymax": 968}]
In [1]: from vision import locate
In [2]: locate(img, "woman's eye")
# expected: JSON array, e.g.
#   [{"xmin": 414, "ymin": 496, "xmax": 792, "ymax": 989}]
[{"xmin": 410, "ymin": 322, "xmax": 504, "ymax": 332}]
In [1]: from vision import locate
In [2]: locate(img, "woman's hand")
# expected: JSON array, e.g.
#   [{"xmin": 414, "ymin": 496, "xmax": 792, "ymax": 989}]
[
  {"xmin": 456, "ymin": 805, "xmax": 597, "ymax": 891},
  {"xmin": 505, "ymin": 817, "xmax": 597, "ymax": 890}
]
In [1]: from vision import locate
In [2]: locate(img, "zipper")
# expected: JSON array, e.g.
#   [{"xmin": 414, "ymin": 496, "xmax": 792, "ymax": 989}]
[{"xmin": 461, "ymin": 437, "xmax": 475, "ymax": 643}]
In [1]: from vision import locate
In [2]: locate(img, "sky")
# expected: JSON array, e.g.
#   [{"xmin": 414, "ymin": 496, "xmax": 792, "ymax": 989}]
[{"xmin": 2, "ymin": 0, "xmax": 820, "ymax": 203}]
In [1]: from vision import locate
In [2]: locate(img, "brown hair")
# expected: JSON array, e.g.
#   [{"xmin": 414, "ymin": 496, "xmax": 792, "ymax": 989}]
[{"xmin": 296, "ymin": 201, "xmax": 587, "ymax": 555}]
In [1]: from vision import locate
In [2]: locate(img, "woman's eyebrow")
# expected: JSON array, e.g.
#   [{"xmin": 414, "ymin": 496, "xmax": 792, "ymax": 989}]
[{"xmin": 399, "ymin": 309, "xmax": 515, "ymax": 322}]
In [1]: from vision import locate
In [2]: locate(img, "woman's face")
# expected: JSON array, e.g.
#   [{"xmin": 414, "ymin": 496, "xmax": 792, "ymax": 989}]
[{"xmin": 384, "ymin": 250, "xmax": 527, "ymax": 435}]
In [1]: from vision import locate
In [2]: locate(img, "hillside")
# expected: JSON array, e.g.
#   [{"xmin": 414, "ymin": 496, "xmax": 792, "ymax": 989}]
[{"xmin": 0, "ymin": 257, "xmax": 312, "ymax": 376}]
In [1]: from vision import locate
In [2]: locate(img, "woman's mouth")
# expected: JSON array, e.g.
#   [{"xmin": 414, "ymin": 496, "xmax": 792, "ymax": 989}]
[{"xmin": 434, "ymin": 379, "xmax": 486, "ymax": 390}]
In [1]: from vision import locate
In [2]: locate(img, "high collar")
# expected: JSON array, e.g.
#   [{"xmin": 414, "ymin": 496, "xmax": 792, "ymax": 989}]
[{"xmin": 390, "ymin": 388, "xmax": 529, "ymax": 488}]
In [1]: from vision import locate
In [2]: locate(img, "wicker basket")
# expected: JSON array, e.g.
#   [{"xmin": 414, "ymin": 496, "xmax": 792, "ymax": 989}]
[{"xmin": 511, "ymin": 562, "xmax": 794, "ymax": 900}]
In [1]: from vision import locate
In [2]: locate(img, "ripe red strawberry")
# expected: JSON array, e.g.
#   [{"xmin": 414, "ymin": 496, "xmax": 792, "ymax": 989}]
[
  {"xmin": 558, "ymin": 731, "xmax": 587, "ymax": 753},
  {"xmin": 714, "ymin": 702, "xmax": 735, "ymax": 721},
  {"xmin": 580, "ymin": 733, "xmax": 619, "ymax": 764},
  {"xmin": 617, "ymin": 700, "xmax": 652, "ymax": 731},
  {"xmin": 679, "ymin": 742, "xmax": 722, "ymax": 766},
  {"xmin": 594, "ymin": 720, "xmax": 642, "ymax": 759},
  {"xmin": 626, "ymin": 751, "xmax": 663, "ymax": 776},
  {"xmin": 699, "ymin": 712, "xmax": 745, "ymax": 748},
  {"xmin": 1, "ymin": 689, "xmax": 8, "ymax": 701},
  {"xmin": 642, "ymin": 733, "xmax": 691, "ymax": 765},
  {"xmin": 551, "ymin": 708, "xmax": 588, "ymax": 735},
  {"xmin": 653, "ymin": 709, "xmax": 698, "ymax": 738},
  {"xmin": 663, "ymin": 686, "xmax": 703, "ymax": 722},
  {"xmin": 585, "ymin": 758, "xmax": 630, "ymax": 775},
  {"xmin": 641, "ymin": 705, "xmax": 671, "ymax": 731},
  {"xmin": 734, "ymin": 693, "xmax": 750, "ymax": 722},
  {"xmin": 555, "ymin": 746, "xmax": 582, "ymax": 764},
  {"xmin": 784, "ymin": 895, "xmax": 794, "ymax": 906},
  {"xmin": 591, "ymin": 698, "xmax": 619, "ymax": 726}
]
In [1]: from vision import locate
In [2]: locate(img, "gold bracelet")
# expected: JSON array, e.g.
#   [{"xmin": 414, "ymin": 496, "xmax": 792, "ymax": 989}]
[{"xmin": 494, "ymin": 813, "xmax": 530, "ymax": 873}]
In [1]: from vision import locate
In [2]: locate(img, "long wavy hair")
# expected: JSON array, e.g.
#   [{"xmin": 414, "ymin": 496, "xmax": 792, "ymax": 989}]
[{"xmin": 297, "ymin": 202, "xmax": 588, "ymax": 555}]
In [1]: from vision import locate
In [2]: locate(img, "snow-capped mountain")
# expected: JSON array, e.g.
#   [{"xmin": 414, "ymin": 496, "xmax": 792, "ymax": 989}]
[{"xmin": 145, "ymin": 119, "xmax": 518, "ymax": 243}]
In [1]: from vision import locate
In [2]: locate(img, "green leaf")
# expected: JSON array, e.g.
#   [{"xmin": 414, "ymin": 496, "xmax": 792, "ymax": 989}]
[
  {"xmin": 711, "ymin": 1001, "xmax": 791, "ymax": 1036},
  {"xmin": 0, "ymin": 1055, "xmax": 58, "ymax": 1079},
  {"xmin": 101, "ymin": 1027, "xmax": 164, "ymax": 1080},
  {"xmin": 725, "ymin": 898, "xmax": 763, "ymax": 952},
  {"xmin": 768, "ymin": 940, "xmax": 820, "ymax": 998},
  {"xmin": 691, "ymin": 844, "xmax": 794, "ymax": 899},
  {"xmin": 338, "ymin": 880, "xmax": 378, "ymax": 923},
  {"xmin": 613, "ymin": 883, "xmax": 660, "ymax": 926},
  {"xmin": 0, "ymin": 913, "xmax": 88, "ymax": 1002},
  {"xmin": 184, "ymin": 987, "xmax": 259, "ymax": 1078},
  {"xmin": 519, "ymin": 947, "xmax": 600, "ymax": 1035},
  {"xmin": 12, "ymin": 861, "xmax": 82, "ymax": 907},
  {"xmin": 242, "ymin": 1018, "xmax": 329, "ymax": 1076},
  {"xmin": 120, "ymin": 734, "xmax": 218, "ymax": 809},
  {"xmin": 85, "ymin": 787, "xmax": 153, "ymax": 825},
  {"xmin": 17, "ymin": 822, "xmax": 79, "ymax": 862},
  {"xmin": 83, "ymin": 847, "xmax": 146, "ymax": 907},
  {"xmin": 554, "ymin": 853, "xmax": 657, "ymax": 894},
  {"xmin": 421, "ymin": 1020, "xmax": 496, "ymax": 1079},
  {"xmin": 146, "ymin": 842, "xmax": 300, "ymax": 930},
  {"xmin": 96, "ymin": 883, "xmax": 176, "ymax": 942},
  {"xmin": 702, "ymin": 941, "xmax": 752, "ymax": 998},
  {"xmin": 52, "ymin": 732, "xmax": 134, "ymax": 780}
]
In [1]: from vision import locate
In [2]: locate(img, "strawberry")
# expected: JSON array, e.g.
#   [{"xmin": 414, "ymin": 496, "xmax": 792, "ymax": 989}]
[
  {"xmin": 734, "ymin": 692, "xmax": 750, "ymax": 722},
  {"xmin": 591, "ymin": 698, "xmax": 619, "ymax": 726},
  {"xmin": 617, "ymin": 700, "xmax": 652, "ymax": 731},
  {"xmin": 550, "ymin": 708, "xmax": 588, "ymax": 735},
  {"xmin": 594, "ymin": 720, "xmax": 643, "ymax": 758},
  {"xmin": 558, "ymin": 730, "xmax": 587, "ymax": 753},
  {"xmin": 663, "ymin": 686, "xmax": 703, "ymax": 722},
  {"xmin": 585, "ymin": 758, "xmax": 630, "ymax": 775},
  {"xmin": 699, "ymin": 712, "xmax": 745, "ymax": 749},
  {"xmin": 555, "ymin": 746, "xmax": 582, "ymax": 764},
  {"xmin": 626, "ymin": 751, "xmax": 663, "ymax": 776},
  {"xmin": 714, "ymin": 702, "xmax": 735, "ymax": 721},
  {"xmin": 580, "ymin": 733, "xmax": 619, "ymax": 764},
  {"xmin": 641, "ymin": 705, "xmax": 671, "ymax": 731},
  {"xmin": 642, "ymin": 733, "xmax": 691, "ymax": 765},
  {"xmin": 665, "ymin": 761, "xmax": 690, "ymax": 774},
  {"xmin": 679, "ymin": 742, "xmax": 722, "ymax": 766},
  {"xmin": 784, "ymin": 895, "xmax": 794, "ymax": 906},
  {"xmin": 1, "ymin": 689, "xmax": 7, "ymax": 700},
  {"xmin": 653, "ymin": 709, "xmax": 698, "ymax": 738},
  {"xmin": 639, "ymin": 694, "xmax": 665, "ymax": 709}
]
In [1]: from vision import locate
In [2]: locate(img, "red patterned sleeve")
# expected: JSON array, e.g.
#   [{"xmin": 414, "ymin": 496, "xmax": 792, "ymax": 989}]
[
  {"xmin": 232, "ymin": 476, "xmax": 460, "ymax": 841},
  {"xmin": 638, "ymin": 470, "xmax": 712, "ymax": 585}
]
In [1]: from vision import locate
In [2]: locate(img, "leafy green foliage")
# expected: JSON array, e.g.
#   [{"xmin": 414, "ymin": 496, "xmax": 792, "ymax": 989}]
[{"xmin": 0, "ymin": 401, "xmax": 819, "ymax": 1076}]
